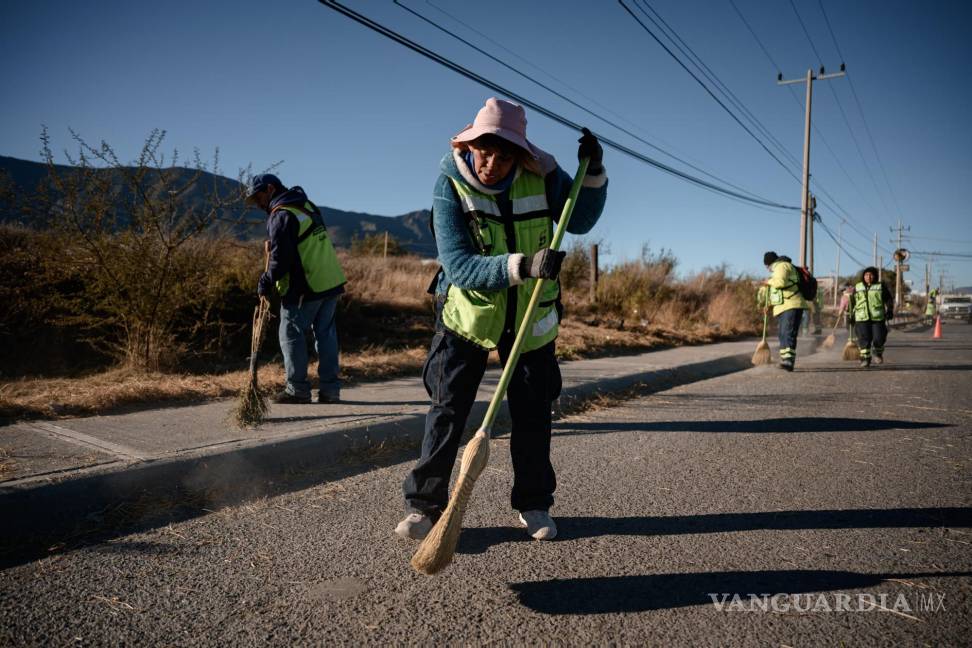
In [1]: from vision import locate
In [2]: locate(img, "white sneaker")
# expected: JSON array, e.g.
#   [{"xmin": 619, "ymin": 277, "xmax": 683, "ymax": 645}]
[
  {"xmin": 518, "ymin": 510, "xmax": 558, "ymax": 540},
  {"xmin": 395, "ymin": 513, "xmax": 433, "ymax": 540}
]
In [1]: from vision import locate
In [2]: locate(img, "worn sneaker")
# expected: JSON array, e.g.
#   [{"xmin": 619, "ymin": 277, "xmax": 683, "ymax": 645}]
[
  {"xmin": 317, "ymin": 391, "xmax": 341, "ymax": 404},
  {"xmin": 518, "ymin": 510, "xmax": 558, "ymax": 540},
  {"xmin": 273, "ymin": 390, "xmax": 311, "ymax": 404},
  {"xmin": 859, "ymin": 358, "xmax": 871, "ymax": 368},
  {"xmin": 779, "ymin": 361, "xmax": 794, "ymax": 372},
  {"xmin": 872, "ymin": 354, "xmax": 884, "ymax": 365},
  {"xmin": 394, "ymin": 513, "xmax": 433, "ymax": 540}
]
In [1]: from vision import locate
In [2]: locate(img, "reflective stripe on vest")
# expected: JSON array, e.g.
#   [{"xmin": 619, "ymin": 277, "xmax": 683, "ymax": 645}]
[
  {"xmin": 853, "ymin": 282, "xmax": 885, "ymax": 322},
  {"xmin": 441, "ymin": 170, "xmax": 560, "ymax": 351},
  {"xmin": 274, "ymin": 203, "xmax": 346, "ymax": 298}
]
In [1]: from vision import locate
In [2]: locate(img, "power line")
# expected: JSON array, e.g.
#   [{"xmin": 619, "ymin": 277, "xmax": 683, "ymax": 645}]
[
  {"xmin": 816, "ymin": 216, "xmax": 866, "ymax": 268},
  {"xmin": 818, "ymin": 0, "xmax": 906, "ymax": 222},
  {"xmin": 618, "ymin": 0, "xmax": 802, "ymax": 183},
  {"xmin": 393, "ymin": 0, "xmax": 772, "ymax": 203},
  {"xmin": 633, "ymin": 0, "xmax": 803, "ymax": 173},
  {"xmin": 790, "ymin": 0, "xmax": 895, "ymax": 220},
  {"xmin": 318, "ymin": 0, "xmax": 799, "ymax": 211},
  {"xmin": 729, "ymin": 0, "xmax": 890, "ymax": 252}
]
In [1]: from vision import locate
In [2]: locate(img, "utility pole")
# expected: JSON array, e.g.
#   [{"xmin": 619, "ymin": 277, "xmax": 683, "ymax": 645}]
[
  {"xmin": 778, "ymin": 64, "xmax": 845, "ymax": 268},
  {"xmin": 808, "ymin": 196, "xmax": 816, "ymax": 274},
  {"xmin": 890, "ymin": 220, "xmax": 910, "ymax": 316},
  {"xmin": 872, "ymin": 233, "xmax": 878, "ymax": 268}
]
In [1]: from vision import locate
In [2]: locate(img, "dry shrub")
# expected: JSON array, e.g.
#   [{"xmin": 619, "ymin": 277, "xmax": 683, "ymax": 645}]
[{"xmin": 339, "ymin": 252, "xmax": 433, "ymax": 308}]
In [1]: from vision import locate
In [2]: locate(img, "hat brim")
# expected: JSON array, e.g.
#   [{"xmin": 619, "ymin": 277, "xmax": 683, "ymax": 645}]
[{"xmin": 452, "ymin": 124, "xmax": 540, "ymax": 160}]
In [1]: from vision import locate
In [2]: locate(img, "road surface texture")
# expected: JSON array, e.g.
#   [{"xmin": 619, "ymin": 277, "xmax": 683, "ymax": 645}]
[{"xmin": 1, "ymin": 323, "xmax": 969, "ymax": 645}]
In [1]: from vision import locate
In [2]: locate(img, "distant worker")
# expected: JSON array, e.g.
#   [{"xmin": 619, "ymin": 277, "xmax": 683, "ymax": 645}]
[
  {"xmin": 853, "ymin": 266, "xmax": 894, "ymax": 368},
  {"xmin": 838, "ymin": 282, "xmax": 855, "ymax": 332},
  {"xmin": 762, "ymin": 251, "xmax": 809, "ymax": 371},
  {"xmin": 396, "ymin": 98, "xmax": 607, "ymax": 542},
  {"xmin": 925, "ymin": 288, "xmax": 939, "ymax": 324},
  {"xmin": 246, "ymin": 173, "xmax": 346, "ymax": 404}
]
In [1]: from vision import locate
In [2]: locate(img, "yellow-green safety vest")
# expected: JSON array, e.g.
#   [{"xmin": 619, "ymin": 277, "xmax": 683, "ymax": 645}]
[
  {"xmin": 853, "ymin": 282, "xmax": 886, "ymax": 322},
  {"xmin": 274, "ymin": 203, "xmax": 346, "ymax": 298},
  {"xmin": 768, "ymin": 263, "xmax": 800, "ymax": 306},
  {"xmin": 441, "ymin": 170, "xmax": 561, "ymax": 352}
]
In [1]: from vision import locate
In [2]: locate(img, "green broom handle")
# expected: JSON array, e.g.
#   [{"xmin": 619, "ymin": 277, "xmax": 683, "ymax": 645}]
[
  {"xmin": 761, "ymin": 312, "xmax": 768, "ymax": 341},
  {"xmin": 480, "ymin": 157, "xmax": 590, "ymax": 432}
]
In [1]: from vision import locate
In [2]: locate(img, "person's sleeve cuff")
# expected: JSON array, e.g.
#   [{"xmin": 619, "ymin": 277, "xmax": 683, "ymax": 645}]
[
  {"xmin": 508, "ymin": 253, "xmax": 526, "ymax": 285},
  {"xmin": 583, "ymin": 166, "xmax": 607, "ymax": 188}
]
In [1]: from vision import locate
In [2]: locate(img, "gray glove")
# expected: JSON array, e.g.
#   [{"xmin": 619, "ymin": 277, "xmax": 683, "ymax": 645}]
[{"xmin": 520, "ymin": 248, "xmax": 566, "ymax": 280}]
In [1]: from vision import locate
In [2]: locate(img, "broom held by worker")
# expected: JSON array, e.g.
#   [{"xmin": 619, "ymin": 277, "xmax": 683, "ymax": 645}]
[
  {"xmin": 246, "ymin": 174, "xmax": 347, "ymax": 405},
  {"xmin": 853, "ymin": 266, "xmax": 894, "ymax": 368},
  {"xmin": 762, "ymin": 251, "xmax": 808, "ymax": 372},
  {"xmin": 396, "ymin": 97, "xmax": 608, "ymax": 542}
]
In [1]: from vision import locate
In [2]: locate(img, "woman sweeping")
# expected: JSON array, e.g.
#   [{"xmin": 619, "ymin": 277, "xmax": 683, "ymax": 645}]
[{"xmin": 396, "ymin": 98, "xmax": 608, "ymax": 541}]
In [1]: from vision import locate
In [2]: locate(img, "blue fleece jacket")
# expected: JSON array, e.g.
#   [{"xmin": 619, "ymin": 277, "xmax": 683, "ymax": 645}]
[
  {"xmin": 266, "ymin": 186, "xmax": 346, "ymax": 304},
  {"xmin": 433, "ymin": 151, "xmax": 607, "ymax": 294}
]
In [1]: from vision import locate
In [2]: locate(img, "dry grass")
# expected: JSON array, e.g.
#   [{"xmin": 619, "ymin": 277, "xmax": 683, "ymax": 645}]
[
  {"xmin": 1, "ymin": 243, "xmax": 762, "ymax": 421},
  {"xmin": 0, "ymin": 348, "xmax": 428, "ymax": 421}
]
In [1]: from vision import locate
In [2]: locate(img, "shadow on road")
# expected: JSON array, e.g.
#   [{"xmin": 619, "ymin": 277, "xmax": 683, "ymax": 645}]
[
  {"xmin": 459, "ymin": 507, "xmax": 971, "ymax": 556},
  {"xmin": 509, "ymin": 569, "xmax": 972, "ymax": 614},
  {"xmin": 553, "ymin": 417, "xmax": 951, "ymax": 435}
]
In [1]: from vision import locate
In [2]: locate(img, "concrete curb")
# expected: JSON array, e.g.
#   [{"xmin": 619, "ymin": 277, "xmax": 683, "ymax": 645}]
[{"xmin": 0, "ymin": 348, "xmax": 755, "ymax": 565}]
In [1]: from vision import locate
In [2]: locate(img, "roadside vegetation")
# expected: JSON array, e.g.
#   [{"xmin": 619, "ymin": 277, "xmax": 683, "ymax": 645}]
[{"xmin": 0, "ymin": 133, "xmax": 762, "ymax": 421}]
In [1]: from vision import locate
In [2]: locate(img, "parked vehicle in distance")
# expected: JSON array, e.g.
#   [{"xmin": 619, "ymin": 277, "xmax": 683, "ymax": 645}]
[{"xmin": 939, "ymin": 294, "xmax": 972, "ymax": 322}]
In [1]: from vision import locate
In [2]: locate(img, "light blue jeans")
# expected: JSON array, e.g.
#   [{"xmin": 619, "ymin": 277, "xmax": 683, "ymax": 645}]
[{"xmin": 278, "ymin": 296, "xmax": 340, "ymax": 399}]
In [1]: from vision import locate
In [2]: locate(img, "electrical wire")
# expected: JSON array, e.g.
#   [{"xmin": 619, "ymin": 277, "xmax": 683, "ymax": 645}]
[
  {"xmin": 789, "ymin": 0, "xmax": 895, "ymax": 220},
  {"xmin": 729, "ymin": 0, "xmax": 891, "ymax": 253},
  {"xmin": 318, "ymin": 0, "xmax": 799, "ymax": 211},
  {"xmin": 818, "ymin": 0, "xmax": 906, "ymax": 222},
  {"xmin": 619, "ymin": 0, "xmax": 802, "ymax": 184},
  {"xmin": 393, "ymin": 0, "xmax": 772, "ymax": 203},
  {"xmin": 634, "ymin": 0, "xmax": 803, "ymax": 173}
]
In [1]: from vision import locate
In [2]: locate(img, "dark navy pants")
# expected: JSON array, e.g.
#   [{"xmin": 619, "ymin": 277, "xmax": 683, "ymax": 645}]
[
  {"xmin": 855, "ymin": 321, "xmax": 888, "ymax": 359},
  {"xmin": 403, "ymin": 322, "xmax": 562, "ymax": 517},
  {"xmin": 776, "ymin": 308, "xmax": 804, "ymax": 365}
]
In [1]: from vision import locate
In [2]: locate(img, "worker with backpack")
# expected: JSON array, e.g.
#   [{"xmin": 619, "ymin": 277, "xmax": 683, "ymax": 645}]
[{"xmin": 762, "ymin": 251, "xmax": 811, "ymax": 371}]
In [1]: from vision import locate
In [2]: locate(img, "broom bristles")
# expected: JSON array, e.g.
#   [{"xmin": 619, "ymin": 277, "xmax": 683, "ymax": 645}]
[
  {"xmin": 822, "ymin": 333, "xmax": 836, "ymax": 349},
  {"xmin": 411, "ymin": 429, "xmax": 490, "ymax": 575},
  {"xmin": 751, "ymin": 340, "xmax": 772, "ymax": 365},
  {"xmin": 842, "ymin": 339, "xmax": 858, "ymax": 361},
  {"xmin": 233, "ymin": 376, "xmax": 268, "ymax": 428}
]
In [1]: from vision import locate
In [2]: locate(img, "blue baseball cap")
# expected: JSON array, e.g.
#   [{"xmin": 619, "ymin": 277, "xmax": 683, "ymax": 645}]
[{"xmin": 245, "ymin": 173, "xmax": 283, "ymax": 203}]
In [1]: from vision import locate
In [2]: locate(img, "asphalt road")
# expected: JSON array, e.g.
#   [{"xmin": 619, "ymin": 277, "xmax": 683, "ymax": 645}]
[{"xmin": 2, "ymin": 323, "xmax": 970, "ymax": 646}]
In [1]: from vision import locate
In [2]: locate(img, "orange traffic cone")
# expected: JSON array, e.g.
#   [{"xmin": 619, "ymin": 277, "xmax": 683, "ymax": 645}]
[{"xmin": 933, "ymin": 315, "xmax": 943, "ymax": 339}]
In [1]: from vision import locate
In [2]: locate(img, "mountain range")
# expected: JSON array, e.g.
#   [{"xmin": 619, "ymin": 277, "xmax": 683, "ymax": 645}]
[{"xmin": 0, "ymin": 155, "xmax": 437, "ymax": 256}]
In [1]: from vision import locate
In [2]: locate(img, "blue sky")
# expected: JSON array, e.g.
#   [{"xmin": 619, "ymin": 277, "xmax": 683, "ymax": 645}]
[{"xmin": 3, "ymin": 0, "xmax": 971, "ymax": 289}]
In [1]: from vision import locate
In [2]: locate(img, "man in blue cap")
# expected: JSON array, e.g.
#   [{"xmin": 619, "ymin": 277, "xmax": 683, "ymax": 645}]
[{"xmin": 246, "ymin": 174, "xmax": 347, "ymax": 403}]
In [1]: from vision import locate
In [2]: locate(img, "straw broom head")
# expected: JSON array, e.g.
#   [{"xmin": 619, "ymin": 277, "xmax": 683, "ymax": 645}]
[
  {"xmin": 751, "ymin": 340, "xmax": 772, "ymax": 365},
  {"xmin": 822, "ymin": 332, "xmax": 836, "ymax": 349},
  {"xmin": 232, "ymin": 298, "xmax": 271, "ymax": 428},
  {"xmin": 842, "ymin": 338, "xmax": 859, "ymax": 361},
  {"xmin": 411, "ymin": 429, "xmax": 490, "ymax": 575}
]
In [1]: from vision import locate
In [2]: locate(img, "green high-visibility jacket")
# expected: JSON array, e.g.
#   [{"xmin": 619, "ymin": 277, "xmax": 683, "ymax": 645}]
[
  {"xmin": 441, "ymin": 171, "xmax": 561, "ymax": 351},
  {"xmin": 766, "ymin": 260, "xmax": 808, "ymax": 316},
  {"xmin": 853, "ymin": 282, "xmax": 886, "ymax": 322},
  {"xmin": 274, "ymin": 203, "xmax": 346, "ymax": 298}
]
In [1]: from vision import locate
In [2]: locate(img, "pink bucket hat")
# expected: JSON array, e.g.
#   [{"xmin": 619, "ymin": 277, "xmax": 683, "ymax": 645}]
[{"xmin": 452, "ymin": 97, "xmax": 540, "ymax": 159}]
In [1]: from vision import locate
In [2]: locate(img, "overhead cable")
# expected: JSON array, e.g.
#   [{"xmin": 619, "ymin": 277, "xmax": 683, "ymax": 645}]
[
  {"xmin": 318, "ymin": 0, "xmax": 799, "ymax": 211},
  {"xmin": 619, "ymin": 0, "xmax": 801, "ymax": 184},
  {"xmin": 393, "ymin": 0, "xmax": 772, "ymax": 203},
  {"xmin": 818, "ymin": 0, "xmax": 906, "ymax": 221}
]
